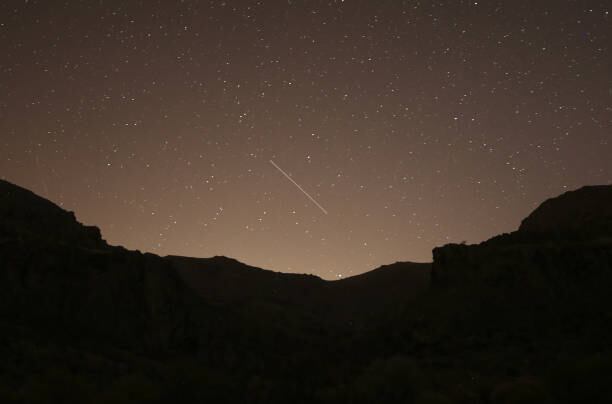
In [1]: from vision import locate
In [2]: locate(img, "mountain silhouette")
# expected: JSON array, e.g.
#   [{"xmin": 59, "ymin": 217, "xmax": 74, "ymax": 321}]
[
  {"xmin": 0, "ymin": 179, "xmax": 105, "ymax": 248},
  {"xmin": 1, "ymin": 178, "xmax": 612, "ymax": 403},
  {"xmin": 519, "ymin": 185, "xmax": 612, "ymax": 238},
  {"xmin": 168, "ymin": 255, "xmax": 430, "ymax": 324},
  {"xmin": 433, "ymin": 185, "xmax": 612, "ymax": 287}
]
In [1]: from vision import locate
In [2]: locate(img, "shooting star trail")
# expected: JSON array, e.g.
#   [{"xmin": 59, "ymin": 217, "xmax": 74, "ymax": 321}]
[{"xmin": 269, "ymin": 160, "xmax": 329, "ymax": 215}]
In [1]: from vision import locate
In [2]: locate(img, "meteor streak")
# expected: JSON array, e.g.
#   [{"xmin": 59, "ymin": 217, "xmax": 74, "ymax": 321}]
[{"xmin": 269, "ymin": 160, "xmax": 329, "ymax": 215}]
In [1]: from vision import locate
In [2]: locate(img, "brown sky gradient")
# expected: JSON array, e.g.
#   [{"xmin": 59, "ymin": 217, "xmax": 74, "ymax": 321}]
[{"xmin": 1, "ymin": 1, "xmax": 611, "ymax": 278}]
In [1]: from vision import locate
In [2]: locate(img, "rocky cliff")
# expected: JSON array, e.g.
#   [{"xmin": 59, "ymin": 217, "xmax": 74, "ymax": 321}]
[
  {"xmin": 432, "ymin": 185, "xmax": 612, "ymax": 288},
  {"xmin": 0, "ymin": 179, "xmax": 203, "ymax": 352},
  {"xmin": 0, "ymin": 180, "xmax": 105, "ymax": 249},
  {"xmin": 519, "ymin": 185, "xmax": 612, "ymax": 238}
]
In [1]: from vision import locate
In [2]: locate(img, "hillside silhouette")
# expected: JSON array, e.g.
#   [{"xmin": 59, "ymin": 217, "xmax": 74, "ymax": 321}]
[{"xmin": 1, "ymin": 178, "xmax": 612, "ymax": 403}]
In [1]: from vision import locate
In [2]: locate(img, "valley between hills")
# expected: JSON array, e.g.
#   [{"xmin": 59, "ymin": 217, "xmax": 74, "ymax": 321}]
[{"xmin": 1, "ymin": 179, "xmax": 612, "ymax": 403}]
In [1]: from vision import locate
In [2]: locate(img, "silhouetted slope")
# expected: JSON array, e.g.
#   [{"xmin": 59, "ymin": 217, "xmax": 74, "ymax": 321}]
[
  {"xmin": 0, "ymin": 179, "xmax": 105, "ymax": 248},
  {"xmin": 167, "ymin": 255, "xmax": 325, "ymax": 304},
  {"xmin": 321, "ymin": 262, "xmax": 431, "ymax": 321},
  {"xmin": 421, "ymin": 185, "xmax": 612, "ymax": 402},
  {"xmin": 329, "ymin": 261, "xmax": 430, "ymax": 294},
  {"xmin": 0, "ymin": 179, "xmax": 204, "ymax": 351},
  {"xmin": 519, "ymin": 185, "xmax": 612, "ymax": 238},
  {"xmin": 167, "ymin": 255, "xmax": 431, "ymax": 324},
  {"xmin": 432, "ymin": 185, "xmax": 612, "ymax": 286},
  {"xmin": 0, "ymin": 241, "xmax": 202, "ymax": 349}
]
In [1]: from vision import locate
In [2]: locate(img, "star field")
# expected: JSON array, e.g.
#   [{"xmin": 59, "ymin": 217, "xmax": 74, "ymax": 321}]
[{"xmin": 1, "ymin": 1, "xmax": 611, "ymax": 278}]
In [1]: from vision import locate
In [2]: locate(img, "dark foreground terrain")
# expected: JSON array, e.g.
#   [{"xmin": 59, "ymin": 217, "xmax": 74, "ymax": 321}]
[{"xmin": 1, "ymin": 179, "xmax": 611, "ymax": 403}]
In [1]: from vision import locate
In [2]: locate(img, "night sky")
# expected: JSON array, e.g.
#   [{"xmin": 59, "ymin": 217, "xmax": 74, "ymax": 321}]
[{"xmin": 1, "ymin": 1, "xmax": 610, "ymax": 279}]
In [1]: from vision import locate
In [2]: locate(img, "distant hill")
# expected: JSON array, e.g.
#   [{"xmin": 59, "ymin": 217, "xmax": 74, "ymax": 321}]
[
  {"xmin": 167, "ymin": 255, "xmax": 326, "ymax": 304},
  {"xmin": 320, "ymin": 261, "xmax": 431, "ymax": 322},
  {"xmin": 167, "ymin": 255, "xmax": 430, "ymax": 323}
]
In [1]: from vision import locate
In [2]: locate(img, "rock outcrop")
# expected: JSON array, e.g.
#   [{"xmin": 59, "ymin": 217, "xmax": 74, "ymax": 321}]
[
  {"xmin": 0, "ymin": 179, "xmax": 202, "ymax": 351},
  {"xmin": 0, "ymin": 180, "xmax": 105, "ymax": 249},
  {"xmin": 519, "ymin": 185, "xmax": 612, "ymax": 239},
  {"xmin": 432, "ymin": 185, "xmax": 612, "ymax": 287}
]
